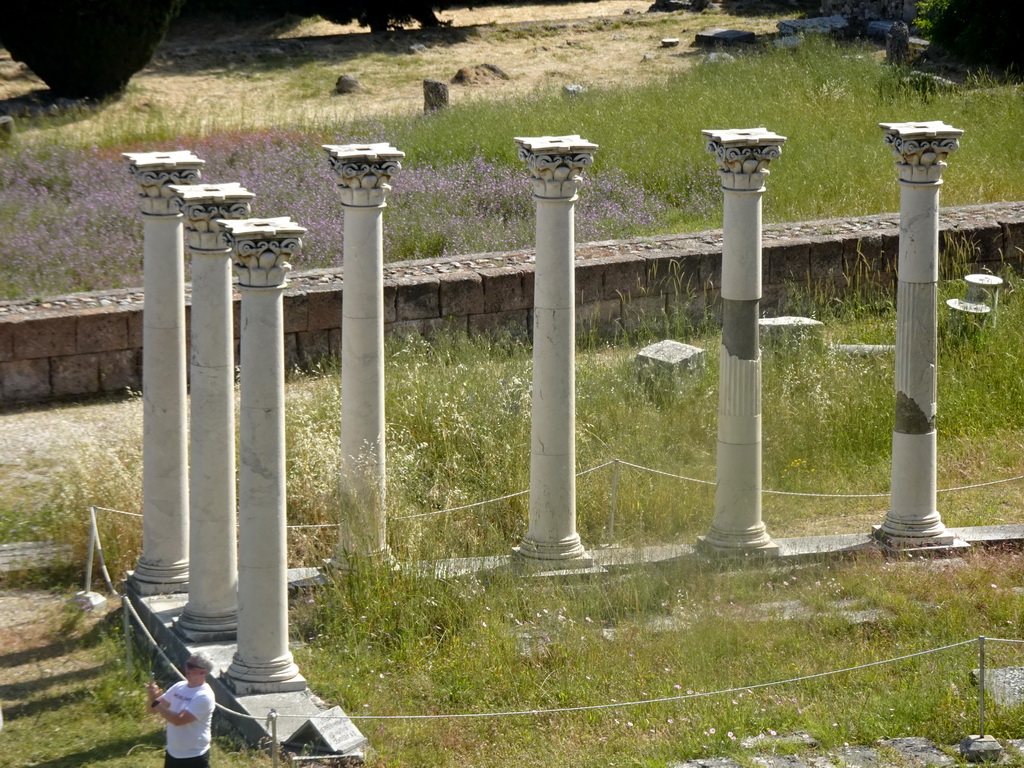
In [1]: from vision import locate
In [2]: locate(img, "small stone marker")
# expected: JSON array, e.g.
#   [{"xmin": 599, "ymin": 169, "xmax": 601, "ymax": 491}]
[
  {"xmin": 758, "ymin": 316, "xmax": 824, "ymax": 344},
  {"xmin": 285, "ymin": 706, "xmax": 368, "ymax": 755},
  {"xmin": 661, "ymin": 37, "xmax": 680, "ymax": 47},
  {"xmin": 334, "ymin": 75, "xmax": 361, "ymax": 94},
  {"xmin": 408, "ymin": 42, "xmax": 427, "ymax": 54},
  {"xmin": 423, "ymin": 78, "xmax": 449, "ymax": 111},
  {"xmin": 960, "ymin": 736, "xmax": 1003, "ymax": 763},
  {"xmin": 563, "ymin": 84, "xmax": 587, "ymax": 97},
  {"xmin": 695, "ymin": 28, "xmax": 756, "ymax": 47},
  {"xmin": 886, "ymin": 21, "xmax": 910, "ymax": 65},
  {"xmin": 636, "ymin": 340, "xmax": 705, "ymax": 381}
]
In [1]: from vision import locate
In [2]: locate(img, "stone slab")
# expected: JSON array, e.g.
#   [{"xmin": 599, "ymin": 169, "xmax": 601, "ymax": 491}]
[
  {"xmin": 636, "ymin": 340, "xmax": 706, "ymax": 378},
  {"xmin": 694, "ymin": 28, "xmax": 756, "ymax": 47},
  {"xmin": 970, "ymin": 667, "xmax": 1024, "ymax": 707},
  {"xmin": 777, "ymin": 15, "xmax": 848, "ymax": 35},
  {"xmin": 833, "ymin": 745, "xmax": 880, "ymax": 768},
  {"xmin": 882, "ymin": 737, "xmax": 955, "ymax": 767}
]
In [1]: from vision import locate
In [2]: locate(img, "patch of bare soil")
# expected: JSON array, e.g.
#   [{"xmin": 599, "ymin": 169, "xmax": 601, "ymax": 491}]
[{"xmin": 0, "ymin": 0, "xmax": 817, "ymax": 127}]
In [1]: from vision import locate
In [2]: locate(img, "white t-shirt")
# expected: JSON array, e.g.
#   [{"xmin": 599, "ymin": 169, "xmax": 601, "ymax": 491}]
[{"xmin": 163, "ymin": 680, "xmax": 215, "ymax": 758}]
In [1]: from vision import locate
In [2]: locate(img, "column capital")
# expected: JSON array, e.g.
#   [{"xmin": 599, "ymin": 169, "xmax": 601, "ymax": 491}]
[
  {"xmin": 880, "ymin": 121, "xmax": 963, "ymax": 183},
  {"xmin": 220, "ymin": 218, "xmax": 305, "ymax": 288},
  {"xmin": 323, "ymin": 143, "xmax": 405, "ymax": 207},
  {"xmin": 515, "ymin": 134, "xmax": 598, "ymax": 200},
  {"xmin": 702, "ymin": 128, "xmax": 785, "ymax": 192},
  {"xmin": 123, "ymin": 150, "xmax": 205, "ymax": 216},
  {"xmin": 169, "ymin": 183, "xmax": 256, "ymax": 252}
]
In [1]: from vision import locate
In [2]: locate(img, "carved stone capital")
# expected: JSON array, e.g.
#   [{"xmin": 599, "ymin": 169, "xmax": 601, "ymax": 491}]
[
  {"xmin": 169, "ymin": 183, "xmax": 255, "ymax": 252},
  {"xmin": 123, "ymin": 151, "xmax": 205, "ymax": 216},
  {"xmin": 322, "ymin": 143, "xmax": 405, "ymax": 207},
  {"xmin": 219, "ymin": 218, "xmax": 305, "ymax": 288},
  {"xmin": 515, "ymin": 135, "xmax": 598, "ymax": 200},
  {"xmin": 880, "ymin": 121, "xmax": 963, "ymax": 183},
  {"xmin": 703, "ymin": 128, "xmax": 785, "ymax": 192}
]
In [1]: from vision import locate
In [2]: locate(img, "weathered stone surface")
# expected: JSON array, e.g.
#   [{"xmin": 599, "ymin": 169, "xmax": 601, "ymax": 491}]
[
  {"xmin": 439, "ymin": 272, "xmax": 484, "ymax": 317},
  {"xmin": 695, "ymin": 28, "xmax": 756, "ymax": 47},
  {"xmin": 636, "ymin": 340, "xmax": 705, "ymax": 379},
  {"xmin": 833, "ymin": 745, "xmax": 880, "ymax": 768},
  {"xmin": 51, "ymin": 353, "xmax": 99, "ymax": 397},
  {"xmin": 0, "ymin": 358, "xmax": 50, "ymax": 401},
  {"xmin": 886, "ymin": 22, "xmax": 910, "ymax": 65},
  {"xmin": 394, "ymin": 275, "xmax": 440, "ymax": 321},
  {"xmin": 480, "ymin": 267, "xmax": 531, "ymax": 312},
  {"xmin": 282, "ymin": 292, "xmax": 309, "ymax": 334},
  {"xmin": 14, "ymin": 314, "xmax": 77, "ymax": 359},
  {"xmin": 296, "ymin": 329, "xmax": 332, "ymax": 363},
  {"xmin": 671, "ymin": 759, "xmax": 743, "ymax": 768},
  {"xmin": 744, "ymin": 731, "xmax": 818, "ymax": 751},
  {"xmin": 334, "ymin": 75, "xmax": 361, "ymax": 94},
  {"xmin": 423, "ymin": 78, "xmax": 449, "ymax": 111},
  {"xmin": 759, "ymin": 316, "xmax": 824, "ymax": 343},
  {"xmin": 451, "ymin": 63, "xmax": 509, "ymax": 84},
  {"xmin": 971, "ymin": 666, "xmax": 1024, "ymax": 707},
  {"xmin": 305, "ymin": 289, "xmax": 342, "ymax": 332},
  {"xmin": 882, "ymin": 737, "xmax": 955, "ymax": 767},
  {"xmin": 77, "ymin": 310, "xmax": 128, "ymax": 354},
  {"xmin": 751, "ymin": 754, "xmax": 812, "ymax": 768},
  {"xmin": 468, "ymin": 308, "xmax": 529, "ymax": 336},
  {"xmin": 959, "ymin": 735, "xmax": 1002, "ymax": 763},
  {"xmin": 0, "ymin": 321, "xmax": 12, "ymax": 363},
  {"xmin": 99, "ymin": 349, "xmax": 140, "ymax": 392},
  {"xmin": 0, "ymin": 115, "xmax": 14, "ymax": 144}
]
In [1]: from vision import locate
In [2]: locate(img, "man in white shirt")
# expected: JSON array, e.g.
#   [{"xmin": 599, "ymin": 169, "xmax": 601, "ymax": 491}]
[{"xmin": 146, "ymin": 651, "xmax": 216, "ymax": 767}]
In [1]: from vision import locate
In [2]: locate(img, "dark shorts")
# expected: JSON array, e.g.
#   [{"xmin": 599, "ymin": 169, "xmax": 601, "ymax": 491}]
[{"xmin": 165, "ymin": 750, "xmax": 210, "ymax": 768}]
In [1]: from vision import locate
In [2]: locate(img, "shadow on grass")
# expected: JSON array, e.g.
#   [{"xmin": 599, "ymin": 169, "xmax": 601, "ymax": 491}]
[
  {"xmin": 0, "ymin": 661, "xmax": 112, "ymax": 701},
  {"xmin": 23, "ymin": 731, "xmax": 165, "ymax": 768}
]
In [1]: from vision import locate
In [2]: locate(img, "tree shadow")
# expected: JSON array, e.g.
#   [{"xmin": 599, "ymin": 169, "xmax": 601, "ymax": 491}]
[
  {"xmin": 24, "ymin": 731, "xmax": 165, "ymax": 768},
  {"xmin": 0, "ymin": 661, "xmax": 113, "ymax": 700}
]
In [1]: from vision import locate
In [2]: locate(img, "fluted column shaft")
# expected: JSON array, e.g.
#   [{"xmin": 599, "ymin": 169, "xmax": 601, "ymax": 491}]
[
  {"xmin": 124, "ymin": 151, "xmax": 204, "ymax": 595},
  {"xmin": 171, "ymin": 184, "xmax": 254, "ymax": 640},
  {"xmin": 878, "ymin": 121, "xmax": 963, "ymax": 544},
  {"xmin": 323, "ymin": 143, "xmax": 404, "ymax": 563},
  {"xmin": 222, "ymin": 218, "xmax": 306, "ymax": 695},
  {"xmin": 700, "ymin": 128, "xmax": 785, "ymax": 554},
  {"xmin": 513, "ymin": 135, "xmax": 597, "ymax": 565}
]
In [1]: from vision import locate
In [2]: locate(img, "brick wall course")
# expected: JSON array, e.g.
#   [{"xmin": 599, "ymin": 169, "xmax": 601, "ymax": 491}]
[
  {"xmin": 77, "ymin": 309, "xmax": 129, "ymax": 354},
  {"xmin": 438, "ymin": 272, "xmax": 484, "ymax": 317}
]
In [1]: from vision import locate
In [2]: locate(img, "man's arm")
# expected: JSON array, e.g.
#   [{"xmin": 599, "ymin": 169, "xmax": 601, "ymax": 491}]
[{"xmin": 152, "ymin": 701, "xmax": 198, "ymax": 727}]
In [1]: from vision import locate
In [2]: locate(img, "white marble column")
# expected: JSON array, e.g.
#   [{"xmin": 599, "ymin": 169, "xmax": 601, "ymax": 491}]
[
  {"xmin": 876, "ymin": 121, "xmax": 963, "ymax": 546},
  {"xmin": 222, "ymin": 218, "xmax": 307, "ymax": 694},
  {"xmin": 513, "ymin": 135, "xmax": 597, "ymax": 566},
  {"xmin": 322, "ymin": 143, "xmax": 404, "ymax": 563},
  {"xmin": 124, "ymin": 151, "xmax": 204, "ymax": 595},
  {"xmin": 699, "ymin": 128, "xmax": 785, "ymax": 554},
  {"xmin": 170, "ymin": 183, "xmax": 254, "ymax": 641}
]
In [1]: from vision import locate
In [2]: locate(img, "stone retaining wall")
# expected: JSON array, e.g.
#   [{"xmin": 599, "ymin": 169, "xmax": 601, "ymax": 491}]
[{"xmin": 2, "ymin": 201, "xmax": 1022, "ymax": 406}]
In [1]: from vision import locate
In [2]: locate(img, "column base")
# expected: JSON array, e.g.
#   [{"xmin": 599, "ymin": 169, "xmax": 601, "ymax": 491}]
[
  {"xmin": 513, "ymin": 536, "xmax": 592, "ymax": 568},
  {"xmin": 225, "ymin": 656, "xmax": 306, "ymax": 695},
  {"xmin": 697, "ymin": 524, "xmax": 777, "ymax": 556},
  {"xmin": 127, "ymin": 566, "xmax": 189, "ymax": 596},
  {"xmin": 173, "ymin": 609, "xmax": 238, "ymax": 642},
  {"xmin": 871, "ymin": 525, "xmax": 966, "ymax": 551}
]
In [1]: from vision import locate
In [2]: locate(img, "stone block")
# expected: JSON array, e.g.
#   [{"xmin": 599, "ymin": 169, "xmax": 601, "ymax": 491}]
[
  {"xmin": 77, "ymin": 309, "xmax": 129, "ymax": 354},
  {"xmin": 99, "ymin": 349, "xmax": 140, "ymax": 392},
  {"xmin": 695, "ymin": 28, "xmax": 756, "ymax": 47},
  {"xmin": 701, "ymin": 249, "xmax": 723, "ymax": 290},
  {"xmin": 14, "ymin": 314, "xmax": 77, "ymax": 359},
  {"xmin": 480, "ymin": 267, "xmax": 531, "ymax": 313},
  {"xmin": 759, "ymin": 316, "xmax": 824, "ymax": 345},
  {"xmin": 127, "ymin": 307, "xmax": 149, "ymax": 347},
  {"xmin": 284, "ymin": 706, "xmax": 368, "ymax": 756},
  {"xmin": 284, "ymin": 333, "xmax": 299, "ymax": 370},
  {"xmin": 383, "ymin": 283, "xmax": 397, "ymax": 324},
  {"xmin": 636, "ymin": 340, "xmax": 705, "ymax": 382},
  {"xmin": 881, "ymin": 737, "xmax": 954, "ymax": 767},
  {"xmin": 232, "ymin": 299, "xmax": 242, "ymax": 339},
  {"xmin": 306, "ymin": 289, "xmax": 342, "ymax": 332},
  {"xmin": 597, "ymin": 254, "xmax": 647, "ymax": 299},
  {"xmin": 438, "ymin": 272, "xmax": 484, "ymax": 317},
  {"xmin": 777, "ymin": 15, "xmax": 847, "ymax": 35},
  {"xmin": 834, "ymin": 745, "xmax": 880, "ymax": 768},
  {"xmin": 283, "ymin": 292, "xmax": 309, "ymax": 334},
  {"xmin": 809, "ymin": 236, "xmax": 845, "ymax": 280},
  {"xmin": 621, "ymin": 294, "xmax": 667, "ymax": 331},
  {"xmin": 0, "ymin": 321, "xmax": 12, "ymax": 362},
  {"xmin": 296, "ymin": 329, "xmax": 332, "ymax": 364},
  {"xmin": 468, "ymin": 308, "xmax": 529, "ymax": 336},
  {"xmin": 394, "ymin": 276, "xmax": 440, "ymax": 321},
  {"xmin": 1002, "ymin": 219, "xmax": 1024, "ymax": 261},
  {"xmin": 646, "ymin": 252, "xmax": 703, "ymax": 298},
  {"xmin": 576, "ymin": 298, "xmax": 621, "ymax": 333},
  {"xmin": 766, "ymin": 240, "xmax": 811, "ymax": 285},
  {"xmin": 942, "ymin": 223, "xmax": 1004, "ymax": 269},
  {"xmin": 328, "ymin": 328, "xmax": 341, "ymax": 356},
  {"xmin": 0, "ymin": 357, "xmax": 51, "ymax": 402},
  {"xmin": 575, "ymin": 260, "xmax": 606, "ymax": 305},
  {"xmin": 51, "ymin": 354, "xmax": 99, "ymax": 398},
  {"xmin": 971, "ymin": 666, "xmax": 1024, "ymax": 707},
  {"xmin": 959, "ymin": 736, "xmax": 1002, "ymax": 763},
  {"xmin": 389, "ymin": 316, "xmax": 461, "ymax": 337}
]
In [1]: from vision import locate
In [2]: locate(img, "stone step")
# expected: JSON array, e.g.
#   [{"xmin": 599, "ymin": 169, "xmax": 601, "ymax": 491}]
[{"xmin": 0, "ymin": 540, "xmax": 70, "ymax": 572}]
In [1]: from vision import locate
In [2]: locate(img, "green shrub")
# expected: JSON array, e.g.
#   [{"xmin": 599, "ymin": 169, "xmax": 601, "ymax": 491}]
[
  {"xmin": 916, "ymin": 0, "xmax": 1024, "ymax": 70},
  {"xmin": 0, "ymin": 0, "xmax": 185, "ymax": 99}
]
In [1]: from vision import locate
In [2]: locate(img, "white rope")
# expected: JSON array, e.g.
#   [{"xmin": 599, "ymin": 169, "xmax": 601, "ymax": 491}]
[
  {"xmin": 616, "ymin": 460, "xmax": 716, "ymax": 487},
  {"xmin": 986, "ymin": 636, "xmax": 1024, "ymax": 645},
  {"xmin": 341, "ymin": 638, "xmax": 977, "ymax": 721},
  {"xmin": 93, "ymin": 506, "xmax": 143, "ymax": 518}
]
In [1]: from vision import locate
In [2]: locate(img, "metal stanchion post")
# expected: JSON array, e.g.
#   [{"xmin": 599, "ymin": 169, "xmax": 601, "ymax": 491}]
[
  {"xmin": 268, "ymin": 709, "xmax": 279, "ymax": 768},
  {"xmin": 609, "ymin": 459, "xmax": 620, "ymax": 541},
  {"xmin": 978, "ymin": 635, "xmax": 986, "ymax": 738},
  {"xmin": 74, "ymin": 507, "xmax": 107, "ymax": 610}
]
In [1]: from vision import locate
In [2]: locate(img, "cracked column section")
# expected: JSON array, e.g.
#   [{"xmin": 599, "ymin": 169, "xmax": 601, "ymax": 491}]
[
  {"xmin": 323, "ymin": 143, "xmax": 404, "ymax": 566},
  {"xmin": 223, "ymin": 217, "xmax": 307, "ymax": 695},
  {"xmin": 699, "ymin": 128, "xmax": 785, "ymax": 554},
  {"xmin": 513, "ymin": 135, "xmax": 597, "ymax": 566},
  {"xmin": 878, "ymin": 121, "xmax": 963, "ymax": 545},
  {"xmin": 170, "ymin": 183, "xmax": 254, "ymax": 641},
  {"xmin": 123, "ymin": 151, "xmax": 205, "ymax": 596}
]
